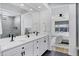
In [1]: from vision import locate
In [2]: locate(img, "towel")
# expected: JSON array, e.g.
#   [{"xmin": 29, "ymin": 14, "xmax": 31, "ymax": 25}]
[{"xmin": 50, "ymin": 36, "xmax": 57, "ymax": 47}]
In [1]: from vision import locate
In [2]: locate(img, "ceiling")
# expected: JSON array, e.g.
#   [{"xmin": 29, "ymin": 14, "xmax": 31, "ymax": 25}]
[
  {"xmin": 48, "ymin": 3, "xmax": 70, "ymax": 8},
  {"xmin": 0, "ymin": 3, "xmax": 70, "ymax": 16},
  {"xmin": 0, "ymin": 3, "xmax": 47, "ymax": 16}
]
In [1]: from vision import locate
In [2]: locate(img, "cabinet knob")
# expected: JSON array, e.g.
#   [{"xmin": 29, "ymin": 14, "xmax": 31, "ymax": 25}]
[
  {"xmin": 44, "ymin": 40, "xmax": 46, "ymax": 43},
  {"xmin": 37, "ymin": 41, "xmax": 38, "ymax": 43},
  {"xmin": 22, "ymin": 47, "xmax": 24, "ymax": 49}
]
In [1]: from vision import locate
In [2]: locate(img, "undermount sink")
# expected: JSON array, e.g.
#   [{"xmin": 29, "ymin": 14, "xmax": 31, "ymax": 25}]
[{"xmin": 0, "ymin": 34, "xmax": 37, "ymax": 47}]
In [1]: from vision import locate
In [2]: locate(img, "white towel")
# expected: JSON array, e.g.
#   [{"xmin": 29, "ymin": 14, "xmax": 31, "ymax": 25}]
[{"xmin": 50, "ymin": 37, "xmax": 57, "ymax": 47}]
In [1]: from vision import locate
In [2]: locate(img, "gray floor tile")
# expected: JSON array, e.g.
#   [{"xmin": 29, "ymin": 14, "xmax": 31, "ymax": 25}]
[{"xmin": 42, "ymin": 50, "xmax": 69, "ymax": 56}]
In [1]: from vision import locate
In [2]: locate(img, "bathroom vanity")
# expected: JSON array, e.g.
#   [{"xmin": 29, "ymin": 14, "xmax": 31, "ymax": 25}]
[{"xmin": 0, "ymin": 33, "xmax": 49, "ymax": 56}]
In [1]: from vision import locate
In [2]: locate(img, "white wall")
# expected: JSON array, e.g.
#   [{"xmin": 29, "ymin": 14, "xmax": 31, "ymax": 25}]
[
  {"xmin": 69, "ymin": 4, "xmax": 77, "ymax": 56},
  {"xmin": 51, "ymin": 5, "xmax": 69, "ymax": 37}
]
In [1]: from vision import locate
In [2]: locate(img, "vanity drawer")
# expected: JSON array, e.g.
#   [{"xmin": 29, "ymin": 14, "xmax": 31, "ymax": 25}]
[{"xmin": 2, "ymin": 47, "xmax": 21, "ymax": 56}]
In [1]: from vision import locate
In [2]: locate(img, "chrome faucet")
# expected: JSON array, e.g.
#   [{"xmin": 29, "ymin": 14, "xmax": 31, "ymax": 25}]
[{"xmin": 11, "ymin": 34, "xmax": 14, "ymax": 42}]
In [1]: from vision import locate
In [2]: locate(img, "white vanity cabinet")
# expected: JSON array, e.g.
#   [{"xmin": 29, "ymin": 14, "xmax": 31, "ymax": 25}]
[
  {"xmin": 1, "ymin": 35, "xmax": 48, "ymax": 56},
  {"xmin": 34, "ymin": 36, "xmax": 48, "ymax": 56},
  {"xmin": 2, "ymin": 41, "xmax": 34, "ymax": 56}
]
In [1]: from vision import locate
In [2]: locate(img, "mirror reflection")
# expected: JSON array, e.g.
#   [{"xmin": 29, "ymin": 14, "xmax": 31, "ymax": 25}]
[{"xmin": 0, "ymin": 9, "xmax": 21, "ymax": 38}]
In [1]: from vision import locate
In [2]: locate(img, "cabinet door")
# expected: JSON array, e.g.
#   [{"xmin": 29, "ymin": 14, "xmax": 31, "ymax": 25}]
[
  {"xmin": 24, "ymin": 42, "xmax": 34, "ymax": 56},
  {"xmin": 2, "ymin": 47, "xmax": 21, "ymax": 56},
  {"xmin": 38, "ymin": 38, "xmax": 44, "ymax": 56},
  {"xmin": 43, "ymin": 36, "xmax": 48, "ymax": 51},
  {"xmin": 39, "ymin": 36, "xmax": 48, "ymax": 55},
  {"xmin": 34, "ymin": 36, "xmax": 48, "ymax": 56},
  {"xmin": 34, "ymin": 39, "xmax": 40, "ymax": 56}
]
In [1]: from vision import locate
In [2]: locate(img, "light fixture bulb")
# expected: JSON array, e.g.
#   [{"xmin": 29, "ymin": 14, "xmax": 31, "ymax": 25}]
[
  {"xmin": 38, "ymin": 6, "xmax": 41, "ymax": 8},
  {"xmin": 20, "ymin": 4, "xmax": 24, "ymax": 6},
  {"xmin": 30, "ymin": 9, "xmax": 33, "ymax": 11}
]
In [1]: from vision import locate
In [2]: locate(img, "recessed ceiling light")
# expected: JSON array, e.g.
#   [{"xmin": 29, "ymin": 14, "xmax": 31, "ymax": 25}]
[
  {"xmin": 20, "ymin": 4, "xmax": 24, "ymax": 6},
  {"xmin": 38, "ymin": 6, "xmax": 41, "ymax": 8},
  {"xmin": 30, "ymin": 9, "xmax": 33, "ymax": 11}
]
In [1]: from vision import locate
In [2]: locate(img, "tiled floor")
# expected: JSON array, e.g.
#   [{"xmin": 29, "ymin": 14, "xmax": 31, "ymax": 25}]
[{"xmin": 42, "ymin": 50, "xmax": 69, "ymax": 56}]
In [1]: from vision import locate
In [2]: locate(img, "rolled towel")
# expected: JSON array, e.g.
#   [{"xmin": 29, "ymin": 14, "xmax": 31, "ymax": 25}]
[{"xmin": 50, "ymin": 37, "xmax": 57, "ymax": 47}]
